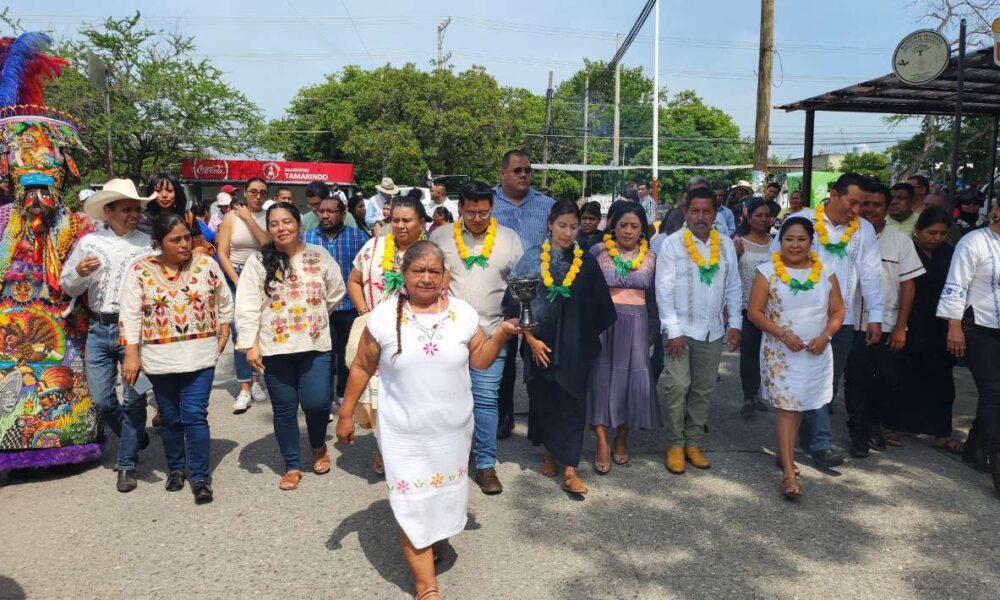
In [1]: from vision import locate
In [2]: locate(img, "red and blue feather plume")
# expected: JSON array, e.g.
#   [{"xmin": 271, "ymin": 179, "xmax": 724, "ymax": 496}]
[{"xmin": 0, "ymin": 32, "xmax": 68, "ymax": 108}]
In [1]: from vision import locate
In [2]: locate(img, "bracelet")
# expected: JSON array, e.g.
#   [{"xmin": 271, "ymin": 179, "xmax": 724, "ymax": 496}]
[{"xmin": 780, "ymin": 329, "xmax": 790, "ymax": 342}]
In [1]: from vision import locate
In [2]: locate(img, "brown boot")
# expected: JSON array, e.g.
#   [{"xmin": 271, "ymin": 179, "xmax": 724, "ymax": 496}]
[
  {"xmin": 472, "ymin": 467, "xmax": 503, "ymax": 495},
  {"xmin": 666, "ymin": 447, "xmax": 685, "ymax": 474},
  {"xmin": 685, "ymin": 446, "xmax": 711, "ymax": 469}
]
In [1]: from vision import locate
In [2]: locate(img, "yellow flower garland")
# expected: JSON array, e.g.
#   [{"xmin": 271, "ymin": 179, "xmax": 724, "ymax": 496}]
[
  {"xmin": 454, "ymin": 218, "xmax": 497, "ymax": 270},
  {"xmin": 540, "ymin": 239, "xmax": 583, "ymax": 301},
  {"xmin": 603, "ymin": 233, "xmax": 648, "ymax": 277},
  {"xmin": 772, "ymin": 251, "xmax": 823, "ymax": 294},
  {"xmin": 381, "ymin": 234, "xmax": 403, "ymax": 293},
  {"xmin": 814, "ymin": 202, "xmax": 859, "ymax": 258},
  {"xmin": 682, "ymin": 228, "xmax": 721, "ymax": 285}
]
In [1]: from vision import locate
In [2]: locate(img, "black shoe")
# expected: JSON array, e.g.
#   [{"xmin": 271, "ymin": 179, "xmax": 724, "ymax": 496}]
[
  {"xmin": 191, "ymin": 480, "xmax": 214, "ymax": 504},
  {"xmin": 472, "ymin": 467, "xmax": 504, "ymax": 495},
  {"xmin": 849, "ymin": 441, "xmax": 870, "ymax": 459},
  {"xmin": 117, "ymin": 469, "xmax": 137, "ymax": 493},
  {"xmin": 810, "ymin": 449, "xmax": 845, "ymax": 469},
  {"xmin": 739, "ymin": 402, "xmax": 756, "ymax": 420},
  {"xmin": 867, "ymin": 435, "xmax": 886, "ymax": 452},
  {"xmin": 497, "ymin": 414, "xmax": 514, "ymax": 440},
  {"xmin": 165, "ymin": 470, "xmax": 185, "ymax": 492}
]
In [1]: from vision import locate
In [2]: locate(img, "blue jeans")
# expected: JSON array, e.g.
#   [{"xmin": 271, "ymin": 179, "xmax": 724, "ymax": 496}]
[
  {"xmin": 147, "ymin": 368, "xmax": 215, "ymax": 482},
  {"xmin": 800, "ymin": 324, "xmax": 854, "ymax": 452},
  {"xmin": 227, "ymin": 268, "xmax": 253, "ymax": 383},
  {"xmin": 470, "ymin": 347, "xmax": 506, "ymax": 469},
  {"xmin": 84, "ymin": 321, "xmax": 144, "ymax": 469},
  {"xmin": 262, "ymin": 351, "xmax": 332, "ymax": 471}
]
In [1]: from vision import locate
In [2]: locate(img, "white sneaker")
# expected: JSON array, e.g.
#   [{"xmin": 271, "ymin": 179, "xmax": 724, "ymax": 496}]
[
  {"xmin": 233, "ymin": 390, "xmax": 252, "ymax": 414},
  {"xmin": 251, "ymin": 381, "xmax": 268, "ymax": 402}
]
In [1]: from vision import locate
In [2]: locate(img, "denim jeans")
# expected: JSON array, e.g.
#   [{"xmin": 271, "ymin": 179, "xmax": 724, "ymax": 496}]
[
  {"xmin": 227, "ymin": 267, "xmax": 254, "ymax": 383},
  {"xmin": 800, "ymin": 324, "xmax": 854, "ymax": 452},
  {"xmin": 329, "ymin": 308, "xmax": 358, "ymax": 398},
  {"xmin": 739, "ymin": 310, "xmax": 763, "ymax": 400},
  {"xmin": 84, "ymin": 321, "xmax": 144, "ymax": 469},
  {"xmin": 262, "ymin": 351, "xmax": 333, "ymax": 471},
  {"xmin": 470, "ymin": 346, "xmax": 506, "ymax": 469},
  {"xmin": 147, "ymin": 368, "xmax": 215, "ymax": 482}
]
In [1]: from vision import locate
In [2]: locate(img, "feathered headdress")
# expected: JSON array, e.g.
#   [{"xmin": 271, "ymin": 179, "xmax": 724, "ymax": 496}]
[{"xmin": 0, "ymin": 32, "xmax": 70, "ymax": 110}]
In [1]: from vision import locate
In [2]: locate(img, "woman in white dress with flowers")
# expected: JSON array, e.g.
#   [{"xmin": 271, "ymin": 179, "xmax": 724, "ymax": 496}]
[
  {"xmin": 747, "ymin": 216, "xmax": 845, "ymax": 499},
  {"xmin": 337, "ymin": 241, "xmax": 519, "ymax": 600}
]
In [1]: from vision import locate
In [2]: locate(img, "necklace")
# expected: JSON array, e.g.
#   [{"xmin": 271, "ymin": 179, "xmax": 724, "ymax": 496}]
[
  {"xmin": 404, "ymin": 298, "xmax": 448, "ymax": 337},
  {"xmin": 454, "ymin": 218, "xmax": 497, "ymax": 270},
  {"xmin": 682, "ymin": 228, "xmax": 721, "ymax": 285},
  {"xmin": 772, "ymin": 251, "xmax": 823, "ymax": 294},
  {"xmin": 815, "ymin": 203, "xmax": 859, "ymax": 258},
  {"xmin": 381, "ymin": 231, "xmax": 426, "ymax": 294},
  {"xmin": 603, "ymin": 234, "xmax": 648, "ymax": 278},
  {"xmin": 540, "ymin": 239, "xmax": 583, "ymax": 302}
]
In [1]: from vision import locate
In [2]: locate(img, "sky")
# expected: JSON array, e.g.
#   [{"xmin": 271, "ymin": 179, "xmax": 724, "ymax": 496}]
[{"xmin": 12, "ymin": 0, "xmax": 969, "ymax": 162}]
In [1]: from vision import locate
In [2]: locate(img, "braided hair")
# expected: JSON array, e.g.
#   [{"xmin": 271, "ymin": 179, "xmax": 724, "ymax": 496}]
[
  {"xmin": 261, "ymin": 204, "xmax": 302, "ymax": 297},
  {"xmin": 393, "ymin": 240, "xmax": 446, "ymax": 358}
]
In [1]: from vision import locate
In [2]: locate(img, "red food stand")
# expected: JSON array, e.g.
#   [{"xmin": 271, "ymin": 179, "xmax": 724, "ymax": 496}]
[{"xmin": 180, "ymin": 158, "xmax": 356, "ymax": 205}]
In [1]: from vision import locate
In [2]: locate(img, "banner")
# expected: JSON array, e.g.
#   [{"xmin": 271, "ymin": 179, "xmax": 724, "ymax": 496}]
[{"xmin": 181, "ymin": 159, "xmax": 354, "ymax": 185}]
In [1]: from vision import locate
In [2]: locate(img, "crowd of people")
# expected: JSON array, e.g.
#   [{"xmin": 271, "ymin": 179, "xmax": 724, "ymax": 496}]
[{"xmin": 61, "ymin": 151, "xmax": 1000, "ymax": 600}]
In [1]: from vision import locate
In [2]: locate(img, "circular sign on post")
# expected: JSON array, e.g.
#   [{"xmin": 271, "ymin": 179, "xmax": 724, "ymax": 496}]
[{"xmin": 893, "ymin": 30, "xmax": 951, "ymax": 85}]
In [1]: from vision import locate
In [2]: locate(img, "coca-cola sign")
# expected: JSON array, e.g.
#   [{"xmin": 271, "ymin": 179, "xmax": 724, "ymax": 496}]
[
  {"xmin": 181, "ymin": 159, "xmax": 354, "ymax": 185},
  {"xmin": 190, "ymin": 160, "xmax": 228, "ymax": 179}
]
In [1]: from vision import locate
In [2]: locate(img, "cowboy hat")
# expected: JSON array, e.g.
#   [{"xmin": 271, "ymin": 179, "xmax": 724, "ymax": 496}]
[
  {"xmin": 730, "ymin": 180, "xmax": 753, "ymax": 191},
  {"xmin": 375, "ymin": 177, "xmax": 400, "ymax": 195},
  {"xmin": 83, "ymin": 178, "xmax": 155, "ymax": 221}
]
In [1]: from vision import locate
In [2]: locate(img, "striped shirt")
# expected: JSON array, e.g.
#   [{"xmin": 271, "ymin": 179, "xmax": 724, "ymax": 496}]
[
  {"xmin": 303, "ymin": 225, "xmax": 369, "ymax": 311},
  {"xmin": 492, "ymin": 186, "xmax": 554, "ymax": 249}
]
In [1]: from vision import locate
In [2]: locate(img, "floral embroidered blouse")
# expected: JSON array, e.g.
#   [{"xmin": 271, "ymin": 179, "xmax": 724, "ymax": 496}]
[
  {"xmin": 234, "ymin": 244, "xmax": 346, "ymax": 357},
  {"xmin": 119, "ymin": 255, "xmax": 233, "ymax": 375},
  {"xmin": 352, "ymin": 235, "xmax": 403, "ymax": 311}
]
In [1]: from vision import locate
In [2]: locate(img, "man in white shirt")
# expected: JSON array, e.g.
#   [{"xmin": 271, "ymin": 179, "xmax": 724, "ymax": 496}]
[
  {"xmin": 431, "ymin": 181, "xmax": 523, "ymax": 495},
  {"xmin": 60, "ymin": 178, "xmax": 155, "ymax": 493},
  {"xmin": 655, "ymin": 187, "xmax": 742, "ymax": 475},
  {"xmin": 844, "ymin": 183, "xmax": 924, "ymax": 458},
  {"xmin": 365, "ymin": 177, "xmax": 399, "ymax": 228},
  {"xmin": 771, "ymin": 172, "xmax": 884, "ymax": 469},
  {"xmin": 426, "ymin": 183, "xmax": 459, "ymax": 221}
]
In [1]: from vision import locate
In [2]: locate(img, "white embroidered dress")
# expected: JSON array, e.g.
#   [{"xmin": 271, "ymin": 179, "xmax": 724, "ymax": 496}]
[{"xmin": 366, "ymin": 297, "xmax": 479, "ymax": 549}]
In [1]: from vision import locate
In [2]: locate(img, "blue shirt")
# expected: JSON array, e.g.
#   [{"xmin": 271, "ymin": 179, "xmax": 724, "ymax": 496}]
[
  {"xmin": 639, "ymin": 195, "xmax": 658, "ymax": 225},
  {"xmin": 303, "ymin": 225, "xmax": 369, "ymax": 311},
  {"xmin": 715, "ymin": 205, "xmax": 736, "ymax": 237},
  {"xmin": 492, "ymin": 186, "xmax": 554, "ymax": 249}
]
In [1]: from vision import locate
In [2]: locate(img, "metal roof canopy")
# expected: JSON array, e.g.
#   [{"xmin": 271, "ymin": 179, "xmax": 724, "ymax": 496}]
[{"xmin": 776, "ymin": 39, "xmax": 1000, "ymax": 209}]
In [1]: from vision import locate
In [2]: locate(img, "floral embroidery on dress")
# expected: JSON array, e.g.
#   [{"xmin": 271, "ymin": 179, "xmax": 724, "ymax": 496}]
[
  {"xmin": 136, "ymin": 256, "xmax": 220, "ymax": 345},
  {"xmin": 267, "ymin": 249, "xmax": 328, "ymax": 345},
  {"xmin": 389, "ymin": 466, "xmax": 467, "ymax": 494}
]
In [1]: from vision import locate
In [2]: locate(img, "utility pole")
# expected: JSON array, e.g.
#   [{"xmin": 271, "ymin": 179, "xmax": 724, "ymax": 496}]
[
  {"xmin": 542, "ymin": 70, "xmax": 554, "ymax": 186},
  {"xmin": 436, "ymin": 17, "xmax": 452, "ymax": 68},
  {"xmin": 752, "ymin": 0, "xmax": 774, "ymax": 189},
  {"xmin": 651, "ymin": 0, "xmax": 660, "ymax": 202},
  {"xmin": 612, "ymin": 33, "xmax": 622, "ymax": 167},
  {"xmin": 582, "ymin": 75, "xmax": 590, "ymax": 199}
]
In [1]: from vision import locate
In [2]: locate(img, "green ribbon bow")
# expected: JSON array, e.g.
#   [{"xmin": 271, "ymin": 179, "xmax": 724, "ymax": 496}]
[
  {"xmin": 384, "ymin": 270, "xmax": 404, "ymax": 294},
  {"xmin": 697, "ymin": 263, "xmax": 720, "ymax": 285},
  {"xmin": 822, "ymin": 241, "xmax": 848, "ymax": 258},
  {"xmin": 612, "ymin": 255, "xmax": 634, "ymax": 279},
  {"xmin": 787, "ymin": 278, "xmax": 815, "ymax": 295},
  {"xmin": 463, "ymin": 254, "xmax": 489, "ymax": 270},
  {"xmin": 545, "ymin": 284, "xmax": 571, "ymax": 302}
]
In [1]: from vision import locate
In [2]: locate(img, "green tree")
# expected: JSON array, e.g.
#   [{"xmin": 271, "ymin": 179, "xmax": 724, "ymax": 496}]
[
  {"xmin": 839, "ymin": 151, "xmax": 891, "ymax": 180},
  {"xmin": 43, "ymin": 12, "xmax": 263, "ymax": 184}
]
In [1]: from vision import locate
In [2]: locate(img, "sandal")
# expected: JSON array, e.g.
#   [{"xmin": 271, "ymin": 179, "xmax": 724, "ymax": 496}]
[
  {"xmin": 781, "ymin": 475, "xmax": 801, "ymax": 499},
  {"xmin": 279, "ymin": 470, "xmax": 302, "ymax": 490},
  {"xmin": 593, "ymin": 442, "xmax": 610, "ymax": 475},
  {"xmin": 562, "ymin": 473, "xmax": 589, "ymax": 494},
  {"xmin": 540, "ymin": 453, "xmax": 557, "ymax": 478},
  {"xmin": 934, "ymin": 438, "xmax": 964, "ymax": 455},
  {"xmin": 882, "ymin": 428, "xmax": 903, "ymax": 447},
  {"xmin": 312, "ymin": 445, "xmax": 331, "ymax": 475},
  {"xmin": 373, "ymin": 451, "xmax": 385, "ymax": 475},
  {"xmin": 774, "ymin": 456, "xmax": 800, "ymax": 476},
  {"xmin": 612, "ymin": 437, "xmax": 630, "ymax": 465},
  {"xmin": 415, "ymin": 587, "xmax": 441, "ymax": 600}
]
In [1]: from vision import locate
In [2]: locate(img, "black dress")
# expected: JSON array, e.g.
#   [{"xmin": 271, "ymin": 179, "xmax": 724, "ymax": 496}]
[
  {"xmin": 577, "ymin": 229, "xmax": 604, "ymax": 252},
  {"xmin": 885, "ymin": 242, "xmax": 955, "ymax": 437},
  {"xmin": 504, "ymin": 244, "xmax": 617, "ymax": 467}
]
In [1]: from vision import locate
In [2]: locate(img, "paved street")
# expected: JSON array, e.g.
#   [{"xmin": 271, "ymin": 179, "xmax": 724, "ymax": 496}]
[{"xmin": 2, "ymin": 349, "xmax": 998, "ymax": 600}]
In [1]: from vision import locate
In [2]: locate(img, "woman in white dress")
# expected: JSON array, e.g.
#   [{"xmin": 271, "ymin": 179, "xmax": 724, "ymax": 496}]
[
  {"xmin": 337, "ymin": 240, "xmax": 519, "ymax": 600},
  {"xmin": 747, "ymin": 216, "xmax": 845, "ymax": 499}
]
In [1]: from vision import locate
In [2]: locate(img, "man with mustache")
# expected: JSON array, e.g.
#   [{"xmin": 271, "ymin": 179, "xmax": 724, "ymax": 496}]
[{"xmin": 655, "ymin": 186, "xmax": 742, "ymax": 474}]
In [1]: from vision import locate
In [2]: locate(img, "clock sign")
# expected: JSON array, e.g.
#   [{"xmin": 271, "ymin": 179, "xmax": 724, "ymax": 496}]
[{"xmin": 892, "ymin": 30, "xmax": 951, "ymax": 86}]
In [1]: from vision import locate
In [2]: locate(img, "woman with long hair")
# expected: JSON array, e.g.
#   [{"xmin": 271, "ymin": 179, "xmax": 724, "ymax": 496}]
[
  {"xmin": 747, "ymin": 217, "xmax": 845, "ymax": 498},
  {"xmin": 504, "ymin": 200, "xmax": 616, "ymax": 495},
  {"xmin": 120, "ymin": 212, "xmax": 232, "ymax": 503},
  {"xmin": 349, "ymin": 193, "xmax": 372, "ymax": 237},
  {"xmin": 235, "ymin": 204, "xmax": 346, "ymax": 490},
  {"xmin": 337, "ymin": 241, "xmax": 519, "ymax": 600},
  {"xmin": 142, "ymin": 172, "xmax": 214, "ymax": 255},
  {"xmin": 586, "ymin": 202, "xmax": 659, "ymax": 473}
]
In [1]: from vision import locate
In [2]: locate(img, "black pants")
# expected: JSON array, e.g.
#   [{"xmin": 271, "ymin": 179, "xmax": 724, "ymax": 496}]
[
  {"xmin": 329, "ymin": 308, "xmax": 358, "ymax": 399},
  {"xmin": 844, "ymin": 332, "xmax": 900, "ymax": 444},
  {"xmin": 498, "ymin": 335, "xmax": 521, "ymax": 422},
  {"xmin": 964, "ymin": 324, "xmax": 1000, "ymax": 455},
  {"xmin": 739, "ymin": 310, "xmax": 763, "ymax": 400},
  {"xmin": 526, "ymin": 377, "xmax": 585, "ymax": 468}
]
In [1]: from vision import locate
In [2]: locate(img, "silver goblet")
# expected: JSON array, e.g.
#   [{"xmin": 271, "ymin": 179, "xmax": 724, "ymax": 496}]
[{"xmin": 507, "ymin": 277, "xmax": 540, "ymax": 329}]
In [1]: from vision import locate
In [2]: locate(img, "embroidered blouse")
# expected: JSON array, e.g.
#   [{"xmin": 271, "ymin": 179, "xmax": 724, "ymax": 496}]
[
  {"xmin": 119, "ymin": 255, "xmax": 233, "ymax": 375},
  {"xmin": 937, "ymin": 227, "xmax": 1000, "ymax": 329},
  {"xmin": 234, "ymin": 244, "xmax": 346, "ymax": 357}
]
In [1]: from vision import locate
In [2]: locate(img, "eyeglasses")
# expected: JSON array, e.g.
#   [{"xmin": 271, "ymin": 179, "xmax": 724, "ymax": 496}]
[
  {"xmin": 464, "ymin": 210, "xmax": 492, "ymax": 220},
  {"xmin": 246, "ymin": 189, "xmax": 267, "ymax": 197},
  {"xmin": 509, "ymin": 167, "xmax": 532, "ymax": 175}
]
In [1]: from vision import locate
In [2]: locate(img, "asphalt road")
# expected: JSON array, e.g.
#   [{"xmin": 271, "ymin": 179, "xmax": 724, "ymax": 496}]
[{"xmin": 2, "ymin": 349, "xmax": 998, "ymax": 600}]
